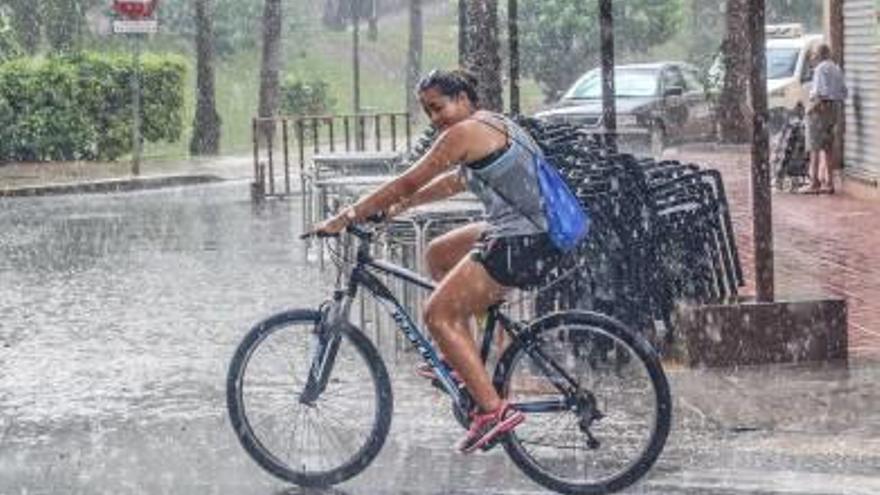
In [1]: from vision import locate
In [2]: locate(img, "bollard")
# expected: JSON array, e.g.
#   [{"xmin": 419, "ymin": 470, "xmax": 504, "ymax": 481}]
[{"xmin": 251, "ymin": 161, "xmax": 266, "ymax": 203}]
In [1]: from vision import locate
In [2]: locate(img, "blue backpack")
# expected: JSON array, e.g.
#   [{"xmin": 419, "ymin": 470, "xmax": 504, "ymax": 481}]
[
  {"xmin": 534, "ymin": 154, "xmax": 590, "ymax": 252},
  {"xmin": 473, "ymin": 117, "xmax": 590, "ymax": 252}
]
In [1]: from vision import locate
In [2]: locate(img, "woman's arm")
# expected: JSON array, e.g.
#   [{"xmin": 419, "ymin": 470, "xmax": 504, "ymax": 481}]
[
  {"xmin": 347, "ymin": 126, "xmax": 471, "ymax": 222},
  {"xmin": 308, "ymin": 118, "xmax": 500, "ymax": 235},
  {"xmin": 387, "ymin": 170, "xmax": 466, "ymax": 217}
]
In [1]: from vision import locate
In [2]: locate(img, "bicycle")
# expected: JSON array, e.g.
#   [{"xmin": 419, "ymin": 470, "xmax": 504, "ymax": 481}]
[{"xmin": 226, "ymin": 224, "xmax": 672, "ymax": 495}]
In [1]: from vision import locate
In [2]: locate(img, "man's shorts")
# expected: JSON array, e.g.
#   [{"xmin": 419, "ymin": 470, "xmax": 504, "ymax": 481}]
[
  {"xmin": 471, "ymin": 233, "xmax": 563, "ymax": 290},
  {"xmin": 806, "ymin": 100, "xmax": 843, "ymax": 152}
]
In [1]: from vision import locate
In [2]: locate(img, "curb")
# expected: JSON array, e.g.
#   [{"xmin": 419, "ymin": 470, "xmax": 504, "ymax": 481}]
[{"xmin": 0, "ymin": 174, "xmax": 225, "ymax": 198}]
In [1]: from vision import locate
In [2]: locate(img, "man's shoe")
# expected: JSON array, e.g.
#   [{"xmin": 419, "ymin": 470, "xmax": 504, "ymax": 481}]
[{"xmin": 456, "ymin": 401, "xmax": 524, "ymax": 454}]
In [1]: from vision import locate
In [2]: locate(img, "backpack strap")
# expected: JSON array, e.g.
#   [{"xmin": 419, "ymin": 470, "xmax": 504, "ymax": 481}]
[{"xmin": 466, "ymin": 114, "xmax": 547, "ymax": 231}]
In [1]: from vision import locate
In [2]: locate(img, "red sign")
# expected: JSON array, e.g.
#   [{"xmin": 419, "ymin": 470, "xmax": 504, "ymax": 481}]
[{"xmin": 113, "ymin": 0, "xmax": 158, "ymax": 19}]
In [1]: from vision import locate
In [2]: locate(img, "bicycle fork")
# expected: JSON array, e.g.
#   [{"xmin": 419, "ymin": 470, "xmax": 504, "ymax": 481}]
[{"xmin": 300, "ymin": 293, "xmax": 352, "ymax": 405}]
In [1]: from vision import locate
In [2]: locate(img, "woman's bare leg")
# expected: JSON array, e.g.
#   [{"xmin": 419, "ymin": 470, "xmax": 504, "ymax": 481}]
[
  {"xmin": 424, "ymin": 257, "xmax": 508, "ymax": 412},
  {"xmin": 424, "ymin": 222, "xmax": 487, "ymax": 281},
  {"xmin": 808, "ymin": 150, "xmax": 821, "ymax": 188},
  {"xmin": 819, "ymin": 148, "xmax": 832, "ymax": 189}
]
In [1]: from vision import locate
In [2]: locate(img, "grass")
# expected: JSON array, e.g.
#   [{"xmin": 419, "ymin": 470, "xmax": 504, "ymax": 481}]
[{"xmin": 136, "ymin": 1, "xmax": 549, "ymax": 161}]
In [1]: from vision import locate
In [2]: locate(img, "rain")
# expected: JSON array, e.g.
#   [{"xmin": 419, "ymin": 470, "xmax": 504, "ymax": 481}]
[{"xmin": 1, "ymin": 1, "xmax": 878, "ymax": 494}]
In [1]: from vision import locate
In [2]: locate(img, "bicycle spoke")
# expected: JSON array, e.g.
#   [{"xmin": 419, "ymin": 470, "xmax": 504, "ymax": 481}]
[
  {"xmin": 499, "ymin": 318, "xmax": 669, "ymax": 491},
  {"xmin": 229, "ymin": 313, "xmax": 392, "ymax": 485}
]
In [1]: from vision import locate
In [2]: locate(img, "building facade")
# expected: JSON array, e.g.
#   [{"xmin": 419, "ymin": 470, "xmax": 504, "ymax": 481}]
[{"xmin": 842, "ymin": 0, "xmax": 880, "ymax": 185}]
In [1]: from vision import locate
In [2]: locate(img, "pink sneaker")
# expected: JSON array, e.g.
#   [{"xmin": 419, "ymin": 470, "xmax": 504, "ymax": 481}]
[{"xmin": 456, "ymin": 401, "xmax": 525, "ymax": 454}]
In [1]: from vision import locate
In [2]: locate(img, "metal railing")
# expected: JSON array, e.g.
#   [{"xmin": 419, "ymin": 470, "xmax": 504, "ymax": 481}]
[{"xmin": 252, "ymin": 112, "xmax": 412, "ymax": 200}]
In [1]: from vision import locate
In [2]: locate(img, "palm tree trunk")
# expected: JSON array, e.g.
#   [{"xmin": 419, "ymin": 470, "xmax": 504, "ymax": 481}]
[
  {"xmin": 257, "ymin": 0, "xmax": 283, "ymax": 145},
  {"xmin": 719, "ymin": 0, "xmax": 752, "ymax": 143},
  {"xmin": 190, "ymin": 0, "xmax": 222, "ymax": 155},
  {"xmin": 464, "ymin": 0, "xmax": 503, "ymax": 112},
  {"xmin": 8, "ymin": 0, "xmax": 41, "ymax": 54},
  {"xmin": 406, "ymin": 0, "xmax": 423, "ymax": 119},
  {"xmin": 458, "ymin": 0, "xmax": 467, "ymax": 66}
]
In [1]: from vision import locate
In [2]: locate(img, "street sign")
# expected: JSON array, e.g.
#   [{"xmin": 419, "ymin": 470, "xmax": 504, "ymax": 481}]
[
  {"xmin": 113, "ymin": 19, "xmax": 158, "ymax": 34},
  {"xmin": 112, "ymin": 1, "xmax": 161, "ymax": 177},
  {"xmin": 113, "ymin": 0, "xmax": 159, "ymax": 19}
]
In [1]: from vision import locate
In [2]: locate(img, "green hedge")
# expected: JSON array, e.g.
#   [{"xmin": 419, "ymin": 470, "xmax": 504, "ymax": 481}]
[
  {"xmin": 281, "ymin": 77, "xmax": 336, "ymax": 116},
  {"xmin": 0, "ymin": 52, "xmax": 185, "ymax": 162}
]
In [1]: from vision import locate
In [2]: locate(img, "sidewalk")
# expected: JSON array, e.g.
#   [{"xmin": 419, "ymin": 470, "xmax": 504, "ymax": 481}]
[
  {"xmin": 3, "ymin": 149, "xmax": 879, "ymax": 359},
  {"xmin": 0, "ymin": 154, "xmax": 254, "ymax": 195},
  {"xmin": 666, "ymin": 146, "xmax": 880, "ymax": 360}
]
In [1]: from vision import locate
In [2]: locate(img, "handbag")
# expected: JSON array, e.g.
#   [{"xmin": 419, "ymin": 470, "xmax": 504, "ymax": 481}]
[{"xmin": 471, "ymin": 116, "xmax": 590, "ymax": 252}]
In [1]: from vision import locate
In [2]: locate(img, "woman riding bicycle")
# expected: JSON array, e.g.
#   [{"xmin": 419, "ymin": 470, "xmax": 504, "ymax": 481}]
[{"xmin": 310, "ymin": 68, "xmax": 563, "ymax": 453}]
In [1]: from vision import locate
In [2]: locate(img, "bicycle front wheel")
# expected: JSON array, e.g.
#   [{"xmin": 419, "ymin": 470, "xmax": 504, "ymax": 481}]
[
  {"xmin": 495, "ymin": 311, "xmax": 671, "ymax": 495},
  {"xmin": 226, "ymin": 309, "xmax": 393, "ymax": 487}
]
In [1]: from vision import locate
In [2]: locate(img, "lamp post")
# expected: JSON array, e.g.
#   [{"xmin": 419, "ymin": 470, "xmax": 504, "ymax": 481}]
[
  {"xmin": 352, "ymin": 0, "xmax": 361, "ymax": 116},
  {"xmin": 599, "ymin": 0, "xmax": 616, "ymax": 151}
]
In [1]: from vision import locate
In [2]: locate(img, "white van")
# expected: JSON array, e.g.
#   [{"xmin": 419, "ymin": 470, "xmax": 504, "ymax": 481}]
[
  {"xmin": 708, "ymin": 23, "xmax": 824, "ymax": 131},
  {"xmin": 765, "ymin": 23, "xmax": 824, "ymax": 127}
]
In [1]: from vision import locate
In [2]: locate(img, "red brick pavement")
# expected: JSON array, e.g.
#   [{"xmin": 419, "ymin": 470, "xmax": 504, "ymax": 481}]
[{"xmin": 669, "ymin": 148, "xmax": 880, "ymax": 359}]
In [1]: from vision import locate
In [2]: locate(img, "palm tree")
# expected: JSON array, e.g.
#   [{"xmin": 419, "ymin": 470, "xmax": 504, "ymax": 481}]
[
  {"xmin": 406, "ymin": 0, "xmax": 423, "ymax": 119},
  {"xmin": 257, "ymin": 0, "xmax": 283, "ymax": 145},
  {"xmin": 464, "ymin": 0, "xmax": 503, "ymax": 112},
  {"xmin": 719, "ymin": 0, "xmax": 752, "ymax": 143},
  {"xmin": 5, "ymin": 0, "xmax": 41, "ymax": 54},
  {"xmin": 190, "ymin": 0, "xmax": 222, "ymax": 155}
]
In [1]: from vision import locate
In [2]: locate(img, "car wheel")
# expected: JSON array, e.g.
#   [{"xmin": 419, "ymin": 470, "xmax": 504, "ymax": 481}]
[{"xmin": 650, "ymin": 123, "xmax": 666, "ymax": 158}]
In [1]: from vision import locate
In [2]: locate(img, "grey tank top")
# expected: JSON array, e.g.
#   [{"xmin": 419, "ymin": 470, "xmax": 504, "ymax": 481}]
[{"xmin": 459, "ymin": 114, "xmax": 548, "ymax": 238}]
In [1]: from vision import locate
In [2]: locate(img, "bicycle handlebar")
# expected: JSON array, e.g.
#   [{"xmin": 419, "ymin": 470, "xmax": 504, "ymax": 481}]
[{"xmin": 299, "ymin": 212, "xmax": 386, "ymax": 241}]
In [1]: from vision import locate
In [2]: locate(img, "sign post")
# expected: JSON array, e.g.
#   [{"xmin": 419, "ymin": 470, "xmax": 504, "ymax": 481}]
[{"xmin": 112, "ymin": 0, "xmax": 159, "ymax": 176}]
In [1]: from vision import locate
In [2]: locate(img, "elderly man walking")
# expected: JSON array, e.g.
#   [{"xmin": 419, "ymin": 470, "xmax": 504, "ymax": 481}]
[{"xmin": 801, "ymin": 43, "xmax": 847, "ymax": 194}]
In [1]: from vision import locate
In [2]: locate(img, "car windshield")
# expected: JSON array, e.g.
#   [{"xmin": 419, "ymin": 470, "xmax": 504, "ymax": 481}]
[
  {"xmin": 563, "ymin": 69, "xmax": 659, "ymax": 99},
  {"xmin": 767, "ymin": 47, "xmax": 800, "ymax": 79}
]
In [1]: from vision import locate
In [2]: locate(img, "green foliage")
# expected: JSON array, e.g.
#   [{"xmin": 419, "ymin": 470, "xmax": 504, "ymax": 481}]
[
  {"xmin": 0, "ymin": 52, "xmax": 185, "ymax": 162},
  {"xmin": 281, "ymin": 77, "xmax": 336, "ymax": 116},
  {"xmin": 520, "ymin": 0, "xmax": 683, "ymax": 102}
]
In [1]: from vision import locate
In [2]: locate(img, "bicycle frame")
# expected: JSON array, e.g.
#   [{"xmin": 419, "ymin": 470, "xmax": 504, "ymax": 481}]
[{"xmin": 306, "ymin": 227, "xmax": 583, "ymax": 417}]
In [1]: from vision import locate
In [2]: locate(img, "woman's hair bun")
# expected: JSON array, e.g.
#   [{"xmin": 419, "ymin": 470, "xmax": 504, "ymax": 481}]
[
  {"xmin": 452, "ymin": 69, "xmax": 478, "ymax": 90},
  {"xmin": 417, "ymin": 67, "xmax": 480, "ymax": 105}
]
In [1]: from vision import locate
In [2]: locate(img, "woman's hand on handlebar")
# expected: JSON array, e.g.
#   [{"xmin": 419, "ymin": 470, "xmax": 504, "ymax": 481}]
[
  {"xmin": 302, "ymin": 208, "xmax": 351, "ymax": 239},
  {"xmin": 300, "ymin": 207, "xmax": 387, "ymax": 239}
]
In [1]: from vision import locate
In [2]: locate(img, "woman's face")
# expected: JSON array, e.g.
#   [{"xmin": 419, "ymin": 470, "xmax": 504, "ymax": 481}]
[{"xmin": 418, "ymin": 86, "xmax": 473, "ymax": 130}]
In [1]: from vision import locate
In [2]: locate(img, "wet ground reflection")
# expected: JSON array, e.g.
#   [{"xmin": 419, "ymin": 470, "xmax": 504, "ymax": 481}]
[{"xmin": 1, "ymin": 182, "xmax": 325, "ymax": 432}]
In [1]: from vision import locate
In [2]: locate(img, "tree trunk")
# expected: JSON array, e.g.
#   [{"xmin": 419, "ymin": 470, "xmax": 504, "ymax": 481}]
[
  {"xmin": 406, "ymin": 0, "xmax": 423, "ymax": 119},
  {"xmin": 257, "ymin": 0, "xmax": 283, "ymax": 145},
  {"xmin": 464, "ymin": 0, "xmax": 503, "ymax": 112},
  {"xmin": 458, "ymin": 0, "xmax": 467, "ymax": 66},
  {"xmin": 190, "ymin": 0, "xmax": 222, "ymax": 155},
  {"xmin": 8, "ymin": 0, "xmax": 41, "ymax": 54},
  {"xmin": 719, "ymin": 0, "xmax": 752, "ymax": 143},
  {"xmin": 42, "ymin": 0, "xmax": 82, "ymax": 53}
]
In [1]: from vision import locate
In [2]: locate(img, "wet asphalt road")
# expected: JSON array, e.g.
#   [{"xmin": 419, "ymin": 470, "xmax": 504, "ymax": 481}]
[{"xmin": 1, "ymin": 181, "xmax": 878, "ymax": 494}]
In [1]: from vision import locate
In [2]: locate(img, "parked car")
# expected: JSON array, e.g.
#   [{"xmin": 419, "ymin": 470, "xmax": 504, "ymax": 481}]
[{"xmin": 533, "ymin": 62, "xmax": 716, "ymax": 156}]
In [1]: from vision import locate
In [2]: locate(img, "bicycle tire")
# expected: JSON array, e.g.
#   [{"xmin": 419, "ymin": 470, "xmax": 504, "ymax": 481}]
[
  {"xmin": 494, "ymin": 311, "xmax": 671, "ymax": 495},
  {"xmin": 226, "ymin": 309, "xmax": 393, "ymax": 487}
]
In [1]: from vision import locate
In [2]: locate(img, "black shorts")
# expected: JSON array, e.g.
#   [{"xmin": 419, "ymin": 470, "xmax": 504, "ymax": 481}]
[{"xmin": 471, "ymin": 233, "xmax": 563, "ymax": 290}]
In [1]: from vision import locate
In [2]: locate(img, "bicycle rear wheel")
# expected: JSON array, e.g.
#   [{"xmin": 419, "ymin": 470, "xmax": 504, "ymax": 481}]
[
  {"xmin": 226, "ymin": 309, "xmax": 393, "ymax": 487},
  {"xmin": 494, "ymin": 311, "xmax": 671, "ymax": 495}
]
